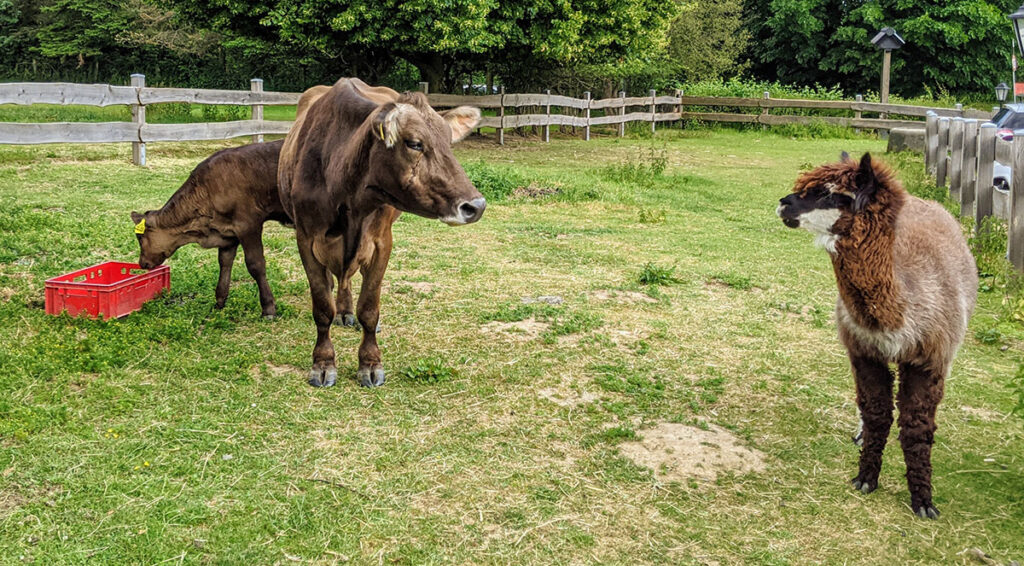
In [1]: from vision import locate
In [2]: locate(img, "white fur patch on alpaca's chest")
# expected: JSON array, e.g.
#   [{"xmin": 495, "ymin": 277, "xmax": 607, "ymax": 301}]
[
  {"xmin": 836, "ymin": 302, "xmax": 917, "ymax": 360},
  {"xmin": 799, "ymin": 209, "xmax": 841, "ymax": 253}
]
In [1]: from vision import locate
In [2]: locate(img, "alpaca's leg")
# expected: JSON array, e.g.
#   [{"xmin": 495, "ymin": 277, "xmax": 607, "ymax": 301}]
[
  {"xmin": 897, "ymin": 361, "xmax": 944, "ymax": 519},
  {"xmin": 850, "ymin": 355, "xmax": 894, "ymax": 494}
]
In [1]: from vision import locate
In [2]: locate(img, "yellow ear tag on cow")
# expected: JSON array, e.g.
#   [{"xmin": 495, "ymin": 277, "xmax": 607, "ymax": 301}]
[
  {"xmin": 378, "ymin": 122, "xmax": 386, "ymax": 142},
  {"xmin": 134, "ymin": 218, "xmax": 146, "ymax": 234}
]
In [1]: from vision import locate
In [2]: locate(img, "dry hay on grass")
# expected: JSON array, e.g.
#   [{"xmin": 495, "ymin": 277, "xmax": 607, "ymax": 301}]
[
  {"xmin": 538, "ymin": 387, "xmax": 601, "ymax": 408},
  {"xmin": 589, "ymin": 290, "xmax": 657, "ymax": 304},
  {"xmin": 620, "ymin": 422, "xmax": 767, "ymax": 482},
  {"xmin": 479, "ymin": 318, "xmax": 549, "ymax": 341}
]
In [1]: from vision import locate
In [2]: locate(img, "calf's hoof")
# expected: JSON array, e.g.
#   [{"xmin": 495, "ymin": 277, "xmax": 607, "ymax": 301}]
[
  {"xmin": 913, "ymin": 503, "xmax": 940, "ymax": 520},
  {"xmin": 214, "ymin": 301, "xmax": 227, "ymax": 310},
  {"xmin": 333, "ymin": 313, "xmax": 357, "ymax": 327},
  {"xmin": 308, "ymin": 363, "xmax": 338, "ymax": 388},
  {"xmin": 262, "ymin": 314, "xmax": 278, "ymax": 321},
  {"xmin": 851, "ymin": 476, "xmax": 877, "ymax": 494},
  {"xmin": 357, "ymin": 366, "xmax": 386, "ymax": 388}
]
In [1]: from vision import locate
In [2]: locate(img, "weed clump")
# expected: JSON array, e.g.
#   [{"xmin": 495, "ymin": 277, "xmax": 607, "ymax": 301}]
[
  {"xmin": 400, "ymin": 357, "xmax": 456, "ymax": 385},
  {"xmin": 637, "ymin": 263, "xmax": 681, "ymax": 285}
]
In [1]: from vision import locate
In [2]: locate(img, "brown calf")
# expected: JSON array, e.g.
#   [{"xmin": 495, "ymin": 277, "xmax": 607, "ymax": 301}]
[
  {"xmin": 777, "ymin": 153, "xmax": 977, "ymax": 519},
  {"xmin": 131, "ymin": 140, "xmax": 291, "ymax": 317},
  {"xmin": 278, "ymin": 78, "xmax": 484, "ymax": 388}
]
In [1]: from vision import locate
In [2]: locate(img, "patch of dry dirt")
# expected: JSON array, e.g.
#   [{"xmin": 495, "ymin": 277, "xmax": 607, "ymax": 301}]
[
  {"xmin": 960, "ymin": 406, "xmax": 1005, "ymax": 421},
  {"xmin": 480, "ymin": 318, "xmax": 549, "ymax": 341},
  {"xmin": 589, "ymin": 290, "xmax": 658, "ymax": 304},
  {"xmin": 538, "ymin": 387, "xmax": 600, "ymax": 408},
  {"xmin": 619, "ymin": 422, "xmax": 767, "ymax": 482}
]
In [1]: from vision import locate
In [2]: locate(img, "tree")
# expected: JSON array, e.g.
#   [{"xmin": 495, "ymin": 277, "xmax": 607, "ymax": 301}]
[{"xmin": 667, "ymin": 0, "xmax": 749, "ymax": 82}]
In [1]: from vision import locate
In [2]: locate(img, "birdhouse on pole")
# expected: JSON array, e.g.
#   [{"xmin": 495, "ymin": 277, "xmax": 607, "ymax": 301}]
[{"xmin": 871, "ymin": 27, "xmax": 905, "ymax": 111}]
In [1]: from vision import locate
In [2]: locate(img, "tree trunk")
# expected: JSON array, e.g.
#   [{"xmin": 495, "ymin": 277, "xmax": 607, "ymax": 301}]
[{"xmin": 409, "ymin": 53, "xmax": 445, "ymax": 94}]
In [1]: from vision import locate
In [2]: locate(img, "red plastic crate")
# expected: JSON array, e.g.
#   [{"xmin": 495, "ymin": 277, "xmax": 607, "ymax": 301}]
[{"xmin": 45, "ymin": 262, "xmax": 170, "ymax": 320}]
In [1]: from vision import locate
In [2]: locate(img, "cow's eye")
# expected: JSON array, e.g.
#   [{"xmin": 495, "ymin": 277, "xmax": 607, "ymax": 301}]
[{"xmin": 405, "ymin": 140, "xmax": 424, "ymax": 152}]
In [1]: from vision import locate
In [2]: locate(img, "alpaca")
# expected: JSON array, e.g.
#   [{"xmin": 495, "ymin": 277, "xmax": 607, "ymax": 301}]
[{"xmin": 776, "ymin": 152, "xmax": 977, "ymax": 519}]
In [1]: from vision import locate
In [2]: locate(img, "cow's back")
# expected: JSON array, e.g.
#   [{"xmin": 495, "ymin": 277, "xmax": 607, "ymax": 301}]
[{"xmin": 195, "ymin": 140, "xmax": 286, "ymax": 223}]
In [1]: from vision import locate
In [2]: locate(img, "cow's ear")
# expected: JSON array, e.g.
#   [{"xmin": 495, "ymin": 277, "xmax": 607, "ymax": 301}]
[
  {"xmin": 442, "ymin": 106, "xmax": 481, "ymax": 143},
  {"xmin": 853, "ymin": 152, "xmax": 879, "ymax": 211},
  {"xmin": 371, "ymin": 103, "xmax": 408, "ymax": 148},
  {"xmin": 131, "ymin": 211, "xmax": 144, "ymax": 224}
]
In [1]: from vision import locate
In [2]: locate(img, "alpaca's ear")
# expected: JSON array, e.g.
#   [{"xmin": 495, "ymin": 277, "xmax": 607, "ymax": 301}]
[
  {"xmin": 853, "ymin": 152, "xmax": 878, "ymax": 212},
  {"xmin": 840, "ymin": 151, "xmax": 851, "ymax": 163}
]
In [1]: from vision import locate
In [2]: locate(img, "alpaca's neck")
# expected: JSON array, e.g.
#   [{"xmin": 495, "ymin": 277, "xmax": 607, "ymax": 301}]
[{"xmin": 830, "ymin": 199, "xmax": 906, "ymax": 331}]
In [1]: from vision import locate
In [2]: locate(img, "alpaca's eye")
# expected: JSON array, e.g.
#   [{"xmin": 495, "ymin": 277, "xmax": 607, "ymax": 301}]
[{"xmin": 405, "ymin": 140, "xmax": 424, "ymax": 152}]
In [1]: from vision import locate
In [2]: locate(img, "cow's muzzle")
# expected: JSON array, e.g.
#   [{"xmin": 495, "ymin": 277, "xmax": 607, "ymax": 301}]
[{"xmin": 442, "ymin": 197, "xmax": 486, "ymax": 226}]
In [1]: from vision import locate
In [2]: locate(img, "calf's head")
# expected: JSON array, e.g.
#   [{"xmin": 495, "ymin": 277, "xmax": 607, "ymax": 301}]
[
  {"xmin": 365, "ymin": 93, "xmax": 485, "ymax": 225},
  {"xmin": 776, "ymin": 152, "xmax": 894, "ymax": 252},
  {"xmin": 130, "ymin": 211, "xmax": 198, "ymax": 269}
]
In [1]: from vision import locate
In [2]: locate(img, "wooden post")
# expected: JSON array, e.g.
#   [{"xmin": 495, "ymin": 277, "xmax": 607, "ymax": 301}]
[
  {"xmin": 924, "ymin": 111, "xmax": 938, "ymax": 176},
  {"xmin": 761, "ymin": 91, "xmax": 770, "ymax": 130},
  {"xmin": 250, "ymin": 78, "xmax": 264, "ymax": 144},
  {"xmin": 618, "ymin": 90, "xmax": 626, "ymax": 137},
  {"xmin": 976, "ymin": 123, "xmax": 997, "ymax": 229},
  {"xmin": 936, "ymin": 117, "xmax": 950, "ymax": 188},
  {"xmin": 880, "ymin": 50, "xmax": 891, "ymax": 120},
  {"xmin": 854, "ymin": 94, "xmax": 863, "ymax": 134},
  {"xmin": 130, "ymin": 74, "xmax": 146, "ymax": 166},
  {"xmin": 955, "ymin": 103, "xmax": 963, "ymax": 115},
  {"xmin": 949, "ymin": 118, "xmax": 965, "ymax": 201},
  {"xmin": 1010, "ymin": 129, "xmax": 1024, "ymax": 270},
  {"xmin": 648, "ymin": 89, "xmax": 656, "ymax": 134},
  {"xmin": 419, "ymin": 81, "xmax": 429, "ymax": 95},
  {"xmin": 961, "ymin": 119, "xmax": 979, "ymax": 217},
  {"xmin": 674, "ymin": 88, "xmax": 682, "ymax": 127},
  {"xmin": 498, "ymin": 85, "xmax": 505, "ymax": 146},
  {"xmin": 544, "ymin": 89, "xmax": 551, "ymax": 143},
  {"xmin": 583, "ymin": 91, "xmax": 591, "ymax": 141}
]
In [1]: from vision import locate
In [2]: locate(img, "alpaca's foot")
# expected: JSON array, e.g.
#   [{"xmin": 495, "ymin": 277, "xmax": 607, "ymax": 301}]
[
  {"xmin": 851, "ymin": 476, "xmax": 877, "ymax": 494},
  {"xmin": 913, "ymin": 502, "xmax": 940, "ymax": 520}
]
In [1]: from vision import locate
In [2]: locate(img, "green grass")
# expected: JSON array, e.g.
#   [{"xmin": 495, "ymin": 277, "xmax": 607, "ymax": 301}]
[{"xmin": 1, "ymin": 129, "xmax": 1022, "ymax": 564}]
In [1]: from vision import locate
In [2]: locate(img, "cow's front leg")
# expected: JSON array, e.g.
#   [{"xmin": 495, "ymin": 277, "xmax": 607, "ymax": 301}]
[
  {"xmin": 897, "ymin": 362, "xmax": 944, "ymax": 519},
  {"xmin": 214, "ymin": 243, "xmax": 238, "ymax": 309},
  {"xmin": 296, "ymin": 233, "xmax": 337, "ymax": 387},
  {"xmin": 239, "ymin": 229, "xmax": 277, "ymax": 319},
  {"xmin": 355, "ymin": 234, "xmax": 392, "ymax": 387}
]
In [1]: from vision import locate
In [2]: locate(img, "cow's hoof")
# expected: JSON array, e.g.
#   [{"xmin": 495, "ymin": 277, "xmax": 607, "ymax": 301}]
[
  {"xmin": 262, "ymin": 314, "xmax": 278, "ymax": 321},
  {"xmin": 913, "ymin": 503, "xmax": 940, "ymax": 520},
  {"xmin": 214, "ymin": 301, "xmax": 226, "ymax": 310},
  {"xmin": 851, "ymin": 477, "xmax": 877, "ymax": 494},
  {"xmin": 308, "ymin": 364, "xmax": 337, "ymax": 388},
  {"xmin": 357, "ymin": 366, "xmax": 386, "ymax": 388},
  {"xmin": 333, "ymin": 313, "xmax": 357, "ymax": 327}
]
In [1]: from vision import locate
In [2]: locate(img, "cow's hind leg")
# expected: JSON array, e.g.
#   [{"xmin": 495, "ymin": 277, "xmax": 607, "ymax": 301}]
[
  {"xmin": 355, "ymin": 232, "xmax": 392, "ymax": 387},
  {"xmin": 239, "ymin": 228, "xmax": 277, "ymax": 319},
  {"xmin": 850, "ymin": 355, "xmax": 894, "ymax": 495},
  {"xmin": 296, "ymin": 233, "xmax": 337, "ymax": 387},
  {"xmin": 333, "ymin": 264, "xmax": 357, "ymax": 328},
  {"xmin": 215, "ymin": 243, "xmax": 238, "ymax": 309},
  {"xmin": 897, "ymin": 361, "xmax": 944, "ymax": 519}
]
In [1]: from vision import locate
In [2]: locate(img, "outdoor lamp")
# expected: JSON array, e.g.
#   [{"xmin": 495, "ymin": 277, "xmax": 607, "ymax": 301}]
[{"xmin": 997, "ymin": 82, "xmax": 1010, "ymax": 102}]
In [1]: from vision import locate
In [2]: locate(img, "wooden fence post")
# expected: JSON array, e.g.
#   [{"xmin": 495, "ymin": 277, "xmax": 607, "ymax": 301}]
[
  {"xmin": 584, "ymin": 91, "xmax": 591, "ymax": 141},
  {"xmin": 618, "ymin": 90, "xmax": 626, "ymax": 137},
  {"xmin": 674, "ymin": 89, "xmax": 682, "ymax": 127},
  {"xmin": 544, "ymin": 89, "xmax": 551, "ymax": 143},
  {"xmin": 130, "ymin": 72, "xmax": 146, "ymax": 165},
  {"xmin": 955, "ymin": 103, "xmax": 963, "ymax": 116},
  {"xmin": 649, "ymin": 89, "xmax": 657, "ymax": 134},
  {"xmin": 854, "ymin": 94, "xmax": 862, "ymax": 134},
  {"xmin": 1010, "ymin": 129, "xmax": 1024, "ymax": 270},
  {"xmin": 419, "ymin": 82, "xmax": 429, "ymax": 95},
  {"xmin": 936, "ymin": 117, "xmax": 950, "ymax": 188},
  {"xmin": 949, "ymin": 118, "xmax": 965, "ymax": 201},
  {"xmin": 976, "ymin": 122, "xmax": 996, "ymax": 229},
  {"xmin": 961, "ymin": 119, "xmax": 979, "ymax": 217},
  {"xmin": 498, "ymin": 85, "xmax": 505, "ymax": 146},
  {"xmin": 761, "ymin": 91, "xmax": 769, "ymax": 130},
  {"xmin": 924, "ymin": 111, "xmax": 938, "ymax": 175},
  {"xmin": 250, "ymin": 78, "xmax": 264, "ymax": 144}
]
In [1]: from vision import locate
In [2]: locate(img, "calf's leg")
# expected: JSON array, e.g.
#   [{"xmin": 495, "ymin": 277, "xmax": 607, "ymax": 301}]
[
  {"xmin": 239, "ymin": 229, "xmax": 277, "ymax": 318},
  {"xmin": 355, "ymin": 230, "xmax": 392, "ymax": 387},
  {"xmin": 296, "ymin": 233, "xmax": 338, "ymax": 387},
  {"xmin": 897, "ymin": 361, "xmax": 944, "ymax": 519},
  {"xmin": 850, "ymin": 355, "xmax": 894, "ymax": 495},
  {"xmin": 215, "ymin": 244, "xmax": 238, "ymax": 309}
]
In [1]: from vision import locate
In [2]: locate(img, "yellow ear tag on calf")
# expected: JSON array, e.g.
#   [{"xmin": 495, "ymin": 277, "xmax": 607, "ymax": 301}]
[
  {"xmin": 134, "ymin": 218, "xmax": 146, "ymax": 234},
  {"xmin": 378, "ymin": 122, "xmax": 386, "ymax": 142}
]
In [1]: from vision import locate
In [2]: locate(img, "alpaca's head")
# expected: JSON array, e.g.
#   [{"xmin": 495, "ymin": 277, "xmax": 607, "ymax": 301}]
[{"xmin": 776, "ymin": 152, "xmax": 901, "ymax": 252}]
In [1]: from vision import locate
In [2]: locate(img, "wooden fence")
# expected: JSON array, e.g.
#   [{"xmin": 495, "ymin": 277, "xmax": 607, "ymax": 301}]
[
  {"xmin": 1, "ymin": 76, "xmax": 992, "ymax": 166},
  {"xmin": 924, "ymin": 111, "xmax": 1024, "ymax": 269}
]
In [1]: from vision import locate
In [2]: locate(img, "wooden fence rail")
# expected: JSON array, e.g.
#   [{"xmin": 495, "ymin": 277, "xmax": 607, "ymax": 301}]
[
  {"xmin": 2, "ymin": 76, "xmax": 991, "ymax": 165},
  {"xmin": 924, "ymin": 110, "xmax": 1024, "ymax": 269}
]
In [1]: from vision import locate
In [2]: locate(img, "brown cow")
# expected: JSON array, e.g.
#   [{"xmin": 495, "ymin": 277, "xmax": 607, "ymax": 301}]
[
  {"xmin": 278, "ymin": 78, "xmax": 484, "ymax": 388},
  {"xmin": 130, "ymin": 140, "xmax": 291, "ymax": 318}
]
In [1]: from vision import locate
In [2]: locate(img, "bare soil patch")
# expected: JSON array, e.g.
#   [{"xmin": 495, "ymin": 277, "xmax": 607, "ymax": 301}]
[
  {"xmin": 538, "ymin": 387, "xmax": 600, "ymax": 408},
  {"xmin": 480, "ymin": 318, "xmax": 549, "ymax": 341},
  {"xmin": 589, "ymin": 290, "xmax": 658, "ymax": 304},
  {"xmin": 620, "ymin": 422, "xmax": 767, "ymax": 482}
]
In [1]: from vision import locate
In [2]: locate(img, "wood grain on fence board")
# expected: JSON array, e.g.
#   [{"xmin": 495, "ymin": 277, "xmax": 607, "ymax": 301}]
[
  {"xmin": 0, "ymin": 122, "xmax": 139, "ymax": 144},
  {"xmin": 0, "ymin": 82, "xmax": 138, "ymax": 106},
  {"xmin": 976, "ymin": 123, "xmax": 996, "ymax": 226},
  {"xmin": 949, "ymin": 118, "xmax": 965, "ymax": 200},
  {"xmin": 961, "ymin": 119, "xmax": 979, "ymax": 217},
  {"xmin": 936, "ymin": 117, "xmax": 950, "ymax": 188},
  {"xmin": 1010, "ymin": 131, "xmax": 1024, "ymax": 270}
]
